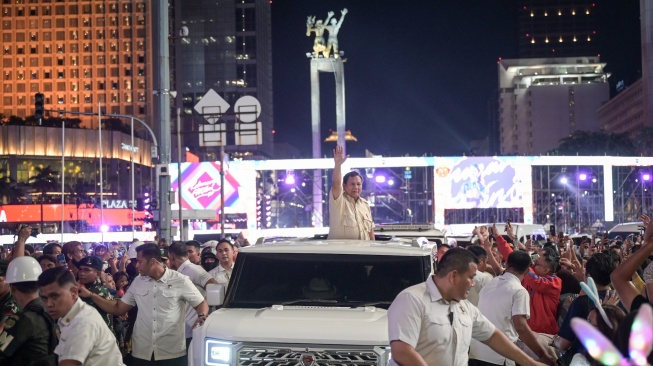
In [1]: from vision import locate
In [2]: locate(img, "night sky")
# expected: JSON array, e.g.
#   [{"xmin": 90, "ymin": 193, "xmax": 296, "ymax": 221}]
[{"xmin": 271, "ymin": 1, "xmax": 641, "ymax": 158}]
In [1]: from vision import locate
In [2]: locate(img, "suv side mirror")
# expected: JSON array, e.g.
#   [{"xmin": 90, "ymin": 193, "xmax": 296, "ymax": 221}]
[{"xmin": 206, "ymin": 283, "xmax": 225, "ymax": 306}]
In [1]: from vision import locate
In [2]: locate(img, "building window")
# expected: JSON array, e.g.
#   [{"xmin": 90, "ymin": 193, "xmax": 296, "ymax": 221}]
[
  {"xmin": 97, "ymin": 17, "xmax": 105, "ymax": 26},
  {"xmin": 68, "ymin": 5, "xmax": 77, "ymax": 15}
]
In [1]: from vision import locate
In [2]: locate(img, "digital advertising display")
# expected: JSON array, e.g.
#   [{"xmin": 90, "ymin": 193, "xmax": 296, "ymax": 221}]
[
  {"xmin": 169, "ymin": 162, "xmax": 258, "ymax": 230},
  {"xmin": 433, "ymin": 156, "xmax": 534, "ymax": 225}
]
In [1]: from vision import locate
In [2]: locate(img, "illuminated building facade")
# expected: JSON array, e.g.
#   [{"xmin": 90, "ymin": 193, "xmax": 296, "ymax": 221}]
[
  {"xmin": 498, "ymin": 57, "xmax": 609, "ymax": 155},
  {"xmin": 518, "ymin": 1, "xmax": 599, "ymax": 58},
  {"xmin": 172, "ymin": 0, "xmax": 274, "ymax": 159},
  {"xmin": 0, "ymin": 0, "xmax": 152, "ymax": 123}
]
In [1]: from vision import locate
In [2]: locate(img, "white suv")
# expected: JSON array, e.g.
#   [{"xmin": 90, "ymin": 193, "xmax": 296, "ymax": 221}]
[{"xmin": 189, "ymin": 239, "xmax": 433, "ymax": 366}]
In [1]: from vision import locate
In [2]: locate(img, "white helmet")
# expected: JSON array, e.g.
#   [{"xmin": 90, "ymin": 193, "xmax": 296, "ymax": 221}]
[
  {"xmin": 6, "ymin": 256, "xmax": 42, "ymax": 284},
  {"xmin": 128, "ymin": 241, "xmax": 145, "ymax": 259}
]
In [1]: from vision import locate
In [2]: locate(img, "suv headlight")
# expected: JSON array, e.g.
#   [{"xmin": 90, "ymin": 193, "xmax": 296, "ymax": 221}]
[{"xmin": 205, "ymin": 339, "xmax": 239, "ymax": 366}]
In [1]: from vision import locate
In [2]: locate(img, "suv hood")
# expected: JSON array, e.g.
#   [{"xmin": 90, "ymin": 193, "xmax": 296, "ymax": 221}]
[{"xmin": 202, "ymin": 306, "xmax": 389, "ymax": 345}]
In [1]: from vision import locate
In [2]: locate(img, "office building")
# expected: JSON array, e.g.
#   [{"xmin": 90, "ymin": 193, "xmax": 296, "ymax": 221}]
[
  {"xmin": 596, "ymin": 0, "xmax": 652, "ymax": 134},
  {"xmin": 518, "ymin": 1, "xmax": 599, "ymax": 58},
  {"xmin": 0, "ymin": 1, "xmax": 151, "ymax": 123},
  {"xmin": 172, "ymin": 0, "xmax": 274, "ymax": 159},
  {"xmin": 498, "ymin": 57, "xmax": 609, "ymax": 155}
]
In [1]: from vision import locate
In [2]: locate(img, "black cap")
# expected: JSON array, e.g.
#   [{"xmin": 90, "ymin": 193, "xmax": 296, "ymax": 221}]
[
  {"xmin": 201, "ymin": 251, "xmax": 217, "ymax": 260},
  {"xmin": 77, "ymin": 256, "xmax": 103, "ymax": 271}
]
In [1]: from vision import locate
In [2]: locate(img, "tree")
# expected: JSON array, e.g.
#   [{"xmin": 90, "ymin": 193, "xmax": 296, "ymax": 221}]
[
  {"xmin": 0, "ymin": 169, "xmax": 22, "ymax": 204},
  {"xmin": 29, "ymin": 165, "xmax": 60, "ymax": 203},
  {"xmin": 633, "ymin": 126, "xmax": 653, "ymax": 156},
  {"xmin": 70, "ymin": 179, "xmax": 93, "ymax": 232},
  {"xmin": 549, "ymin": 130, "xmax": 636, "ymax": 156}
]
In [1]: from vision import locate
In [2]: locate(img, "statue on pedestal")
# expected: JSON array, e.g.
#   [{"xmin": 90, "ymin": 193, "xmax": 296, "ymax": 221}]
[{"xmin": 306, "ymin": 8, "xmax": 348, "ymax": 58}]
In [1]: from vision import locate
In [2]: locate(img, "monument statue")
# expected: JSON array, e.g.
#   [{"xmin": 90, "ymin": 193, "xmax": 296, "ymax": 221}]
[
  {"xmin": 306, "ymin": 8, "xmax": 347, "ymax": 58},
  {"xmin": 324, "ymin": 8, "xmax": 347, "ymax": 58}
]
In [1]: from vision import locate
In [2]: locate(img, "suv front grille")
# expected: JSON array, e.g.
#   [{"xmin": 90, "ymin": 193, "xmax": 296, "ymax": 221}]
[{"xmin": 238, "ymin": 347, "xmax": 379, "ymax": 366}]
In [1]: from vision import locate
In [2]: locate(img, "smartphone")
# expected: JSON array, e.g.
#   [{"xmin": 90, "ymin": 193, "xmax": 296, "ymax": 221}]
[
  {"xmin": 549, "ymin": 225, "xmax": 556, "ymax": 237},
  {"xmin": 56, "ymin": 253, "xmax": 67, "ymax": 267}
]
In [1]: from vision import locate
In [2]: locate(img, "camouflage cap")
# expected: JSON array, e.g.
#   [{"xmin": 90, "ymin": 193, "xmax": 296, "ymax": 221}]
[{"xmin": 77, "ymin": 256, "xmax": 103, "ymax": 271}]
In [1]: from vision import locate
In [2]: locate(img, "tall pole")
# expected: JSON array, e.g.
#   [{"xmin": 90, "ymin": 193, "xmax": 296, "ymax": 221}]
[
  {"xmin": 153, "ymin": 0, "xmax": 172, "ymax": 243},
  {"xmin": 220, "ymin": 145, "xmax": 225, "ymax": 238},
  {"xmin": 98, "ymin": 103, "xmax": 104, "ymax": 243},
  {"xmin": 177, "ymin": 108, "xmax": 184, "ymax": 241},
  {"xmin": 309, "ymin": 60, "xmax": 323, "ymax": 228},
  {"xmin": 130, "ymin": 117, "xmax": 135, "ymax": 241},
  {"xmin": 61, "ymin": 120, "xmax": 65, "ymax": 243}
]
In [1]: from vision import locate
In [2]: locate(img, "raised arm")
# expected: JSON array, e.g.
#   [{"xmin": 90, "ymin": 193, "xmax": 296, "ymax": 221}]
[
  {"xmin": 491, "ymin": 223, "xmax": 513, "ymax": 259},
  {"xmin": 79, "ymin": 285, "xmax": 133, "ymax": 316},
  {"xmin": 10, "ymin": 225, "xmax": 31, "ymax": 259},
  {"xmin": 611, "ymin": 214, "xmax": 653, "ymax": 311},
  {"xmin": 331, "ymin": 145, "xmax": 348, "ymax": 200},
  {"xmin": 481, "ymin": 236, "xmax": 503, "ymax": 276}
]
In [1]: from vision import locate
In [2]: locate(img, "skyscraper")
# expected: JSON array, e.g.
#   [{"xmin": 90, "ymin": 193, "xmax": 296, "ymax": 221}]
[
  {"xmin": 172, "ymin": 0, "xmax": 274, "ymax": 159},
  {"xmin": 518, "ymin": 1, "xmax": 599, "ymax": 58},
  {"xmin": 0, "ymin": 1, "xmax": 151, "ymax": 123},
  {"xmin": 498, "ymin": 57, "xmax": 609, "ymax": 155}
]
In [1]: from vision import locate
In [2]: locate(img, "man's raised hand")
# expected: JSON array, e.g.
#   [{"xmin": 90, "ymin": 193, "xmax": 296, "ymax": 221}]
[{"xmin": 333, "ymin": 145, "xmax": 348, "ymax": 166}]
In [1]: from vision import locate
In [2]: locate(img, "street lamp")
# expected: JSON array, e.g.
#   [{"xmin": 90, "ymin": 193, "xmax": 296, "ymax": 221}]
[{"xmin": 642, "ymin": 173, "xmax": 652, "ymax": 214}]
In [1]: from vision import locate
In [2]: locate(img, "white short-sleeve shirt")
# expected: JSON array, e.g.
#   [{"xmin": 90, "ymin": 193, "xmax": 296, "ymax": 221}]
[
  {"xmin": 469, "ymin": 272, "xmax": 531, "ymax": 366},
  {"xmin": 177, "ymin": 259, "xmax": 213, "ymax": 338},
  {"xmin": 56, "ymin": 298, "xmax": 125, "ymax": 366},
  {"xmin": 327, "ymin": 191, "xmax": 374, "ymax": 240},
  {"xmin": 120, "ymin": 268, "xmax": 205, "ymax": 361},
  {"xmin": 388, "ymin": 277, "xmax": 496, "ymax": 366},
  {"xmin": 467, "ymin": 270, "xmax": 494, "ymax": 307},
  {"xmin": 208, "ymin": 262, "xmax": 234, "ymax": 289}
]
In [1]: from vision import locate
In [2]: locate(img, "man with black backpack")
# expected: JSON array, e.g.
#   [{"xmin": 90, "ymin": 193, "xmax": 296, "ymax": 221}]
[{"xmin": 0, "ymin": 256, "xmax": 57, "ymax": 366}]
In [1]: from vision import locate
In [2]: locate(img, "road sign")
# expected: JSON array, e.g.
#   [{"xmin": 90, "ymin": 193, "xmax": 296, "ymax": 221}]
[
  {"xmin": 234, "ymin": 96, "xmax": 261, "ymax": 123},
  {"xmin": 194, "ymin": 89, "xmax": 230, "ymax": 125},
  {"xmin": 199, "ymin": 124, "xmax": 227, "ymax": 147}
]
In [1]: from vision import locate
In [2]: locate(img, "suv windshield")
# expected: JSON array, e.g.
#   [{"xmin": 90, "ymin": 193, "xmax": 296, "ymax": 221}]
[{"xmin": 226, "ymin": 252, "xmax": 431, "ymax": 309}]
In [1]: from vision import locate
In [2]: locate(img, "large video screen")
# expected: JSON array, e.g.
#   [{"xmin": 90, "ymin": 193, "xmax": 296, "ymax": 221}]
[
  {"xmin": 433, "ymin": 156, "xmax": 534, "ymax": 225},
  {"xmin": 169, "ymin": 162, "xmax": 257, "ymax": 215}
]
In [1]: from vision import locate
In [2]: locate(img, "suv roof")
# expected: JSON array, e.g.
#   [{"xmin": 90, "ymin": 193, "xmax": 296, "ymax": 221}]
[{"xmin": 244, "ymin": 239, "xmax": 432, "ymax": 256}]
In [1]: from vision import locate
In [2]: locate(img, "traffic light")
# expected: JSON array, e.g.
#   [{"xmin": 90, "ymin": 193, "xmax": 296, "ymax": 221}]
[{"xmin": 34, "ymin": 93, "xmax": 44, "ymax": 120}]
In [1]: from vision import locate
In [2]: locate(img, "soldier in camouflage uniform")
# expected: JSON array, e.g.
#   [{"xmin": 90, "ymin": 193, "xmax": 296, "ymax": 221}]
[
  {"xmin": 77, "ymin": 256, "xmax": 115, "ymax": 333},
  {"xmin": 0, "ymin": 260, "xmax": 19, "ymax": 329}
]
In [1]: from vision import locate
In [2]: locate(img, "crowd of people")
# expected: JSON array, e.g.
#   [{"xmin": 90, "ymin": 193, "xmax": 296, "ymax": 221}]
[
  {"xmin": 0, "ymin": 227, "xmax": 240, "ymax": 366},
  {"xmin": 387, "ymin": 217, "xmax": 653, "ymax": 365},
  {"xmin": 2, "ymin": 145, "xmax": 653, "ymax": 365}
]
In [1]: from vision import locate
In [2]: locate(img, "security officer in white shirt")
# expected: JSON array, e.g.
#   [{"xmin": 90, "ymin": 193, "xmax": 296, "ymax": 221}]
[
  {"xmin": 387, "ymin": 248, "xmax": 548, "ymax": 366},
  {"xmin": 208, "ymin": 240, "xmax": 236, "ymax": 290},
  {"xmin": 79, "ymin": 243, "xmax": 208, "ymax": 366},
  {"xmin": 167, "ymin": 242, "xmax": 217, "ymax": 345},
  {"xmin": 38, "ymin": 266, "xmax": 124, "ymax": 366},
  {"xmin": 470, "ymin": 250, "xmax": 556, "ymax": 366}
]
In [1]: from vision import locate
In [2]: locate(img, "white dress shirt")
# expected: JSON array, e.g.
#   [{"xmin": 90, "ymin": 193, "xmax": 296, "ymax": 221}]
[
  {"xmin": 56, "ymin": 298, "xmax": 125, "ymax": 366},
  {"xmin": 388, "ymin": 277, "xmax": 496, "ymax": 366},
  {"xmin": 177, "ymin": 259, "xmax": 213, "ymax": 338},
  {"xmin": 120, "ymin": 268, "xmax": 205, "ymax": 361},
  {"xmin": 469, "ymin": 272, "xmax": 530, "ymax": 366},
  {"xmin": 208, "ymin": 262, "xmax": 234, "ymax": 290}
]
